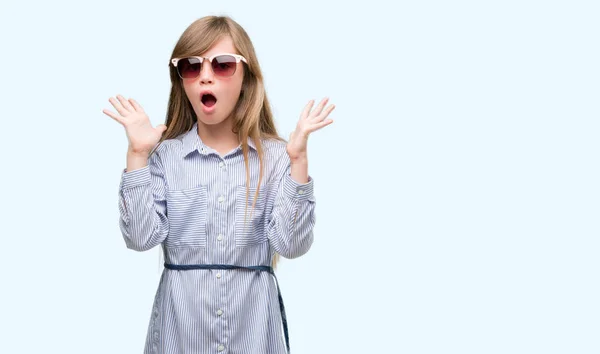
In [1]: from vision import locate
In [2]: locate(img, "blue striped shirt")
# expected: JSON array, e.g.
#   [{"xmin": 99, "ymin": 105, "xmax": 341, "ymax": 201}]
[{"xmin": 117, "ymin": 122, "xmax": 316, "ymax": 353}]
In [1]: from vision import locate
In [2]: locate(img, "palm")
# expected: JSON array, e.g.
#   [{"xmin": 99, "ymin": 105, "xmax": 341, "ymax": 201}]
[
  {"xmin": 287, "ymin": 98, "xmax": 335, "ymax": 159},
  {"xmin": 103, "ymin": 95, "xmax": 167, "ymax": 154}
]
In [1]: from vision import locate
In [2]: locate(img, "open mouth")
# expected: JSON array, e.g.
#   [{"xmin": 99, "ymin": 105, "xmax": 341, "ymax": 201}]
[{"xmin": 201, "ymin": 93, "xmax": 217, "ymax": 107}]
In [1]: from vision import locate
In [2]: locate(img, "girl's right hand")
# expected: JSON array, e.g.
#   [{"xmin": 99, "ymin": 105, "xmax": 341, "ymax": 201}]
[{"xmin": 103, "ymin": 94, "xmax": 167, "ymax": 155}]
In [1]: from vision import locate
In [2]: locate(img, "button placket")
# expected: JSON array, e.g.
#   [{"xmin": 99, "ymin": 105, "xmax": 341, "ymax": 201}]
[{"xmin": 216, "ymin": 156, "xmax": 230, "ymax": 352}]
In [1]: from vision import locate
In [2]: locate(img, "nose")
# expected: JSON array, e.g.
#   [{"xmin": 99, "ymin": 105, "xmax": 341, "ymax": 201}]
[{"xmin": 198, "ymin": 60, "xmax": 214, "ymax": 84}]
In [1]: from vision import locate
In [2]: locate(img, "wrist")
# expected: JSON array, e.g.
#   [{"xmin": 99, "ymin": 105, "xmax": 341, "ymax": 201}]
[
  {"xmin": 126, "ymin": 149, "xmax": 150, "ymax": 172},
  {"xmin": 289, "ymin": 153, "xmax": 308, "ymax": 165},
  {"xmin": 127, "ymin": 147, "xmax": 150, "ymax": 158}
]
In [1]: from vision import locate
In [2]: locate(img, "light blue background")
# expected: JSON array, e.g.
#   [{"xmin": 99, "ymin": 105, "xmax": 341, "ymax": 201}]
[{"xmin": 0, "ymin": 0, "xmax": 598, "ymax": 353}]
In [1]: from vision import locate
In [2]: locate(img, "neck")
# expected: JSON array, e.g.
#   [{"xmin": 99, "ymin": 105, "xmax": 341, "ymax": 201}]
[{"xmin": 196, "ymin": 117, "xmax": 240, "ymax": 155}]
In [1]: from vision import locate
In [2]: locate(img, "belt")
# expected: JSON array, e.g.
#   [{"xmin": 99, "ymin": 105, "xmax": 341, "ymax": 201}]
[{"xmin": 164, "ymin": 263, "xmax": 290, "ymax": 353}]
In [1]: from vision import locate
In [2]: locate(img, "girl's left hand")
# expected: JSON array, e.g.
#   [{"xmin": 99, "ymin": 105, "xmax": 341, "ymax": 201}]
[{"xmin": 287, "ymin": 97, "xmax": 335, "ymax": 162}]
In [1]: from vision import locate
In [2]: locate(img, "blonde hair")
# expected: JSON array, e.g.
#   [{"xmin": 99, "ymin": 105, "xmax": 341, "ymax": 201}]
[{"xmin": 152, "ymin": 15, "xmax": 283, "ymax": 269}]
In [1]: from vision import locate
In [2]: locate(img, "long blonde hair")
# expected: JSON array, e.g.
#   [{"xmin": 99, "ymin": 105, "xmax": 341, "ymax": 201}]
[{"xmin": 152, "ymin": 15, "xmax": 283, "ymax": 269}]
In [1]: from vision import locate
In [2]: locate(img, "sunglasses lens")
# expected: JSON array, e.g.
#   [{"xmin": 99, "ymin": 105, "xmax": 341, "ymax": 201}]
[
  {"xmin": 211, "ymin": 55, "xmax": 237, "ymax": 77},
  {"xmin": 177, "ymin": 58, "xmax": 201, "ymax": 78}
]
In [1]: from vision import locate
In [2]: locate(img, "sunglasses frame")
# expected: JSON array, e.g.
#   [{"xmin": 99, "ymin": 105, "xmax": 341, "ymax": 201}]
[{"xmin": 171, "ymin": 53, "xmax": 248, "ymax": 79}]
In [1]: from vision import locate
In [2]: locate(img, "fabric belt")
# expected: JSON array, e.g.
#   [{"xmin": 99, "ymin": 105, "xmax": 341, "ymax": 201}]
[{"xmin": 164, "ymin": 262, "xmax": 290, "ymax": 353}]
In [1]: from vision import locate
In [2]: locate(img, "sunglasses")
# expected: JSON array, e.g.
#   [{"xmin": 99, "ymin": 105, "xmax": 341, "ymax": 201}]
[{"xmin": 171, "ymin": 53, "xmax": 247, "ymax": 79}]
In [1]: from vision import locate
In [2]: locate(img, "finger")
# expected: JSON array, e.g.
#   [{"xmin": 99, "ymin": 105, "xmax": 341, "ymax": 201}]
[
  {"xmin": 102, "ymin": 109, "xmax": 125, "ymax": 125},
  {"xmin": 307, "ymin": 119, "xmax": 333, "ymax": 133},
  {"xmin": 108, "ymin": 97, "xmax": 129, "ymax": 117},
  {"xmin": 310, "ymin": 97, "xmax": 329, "ymax": 118},
  {"xmin": 129, "ymin": 98, "xmax": 145, "ymax": 113},
  {"xmin": 311, "ymin": 104, "xmax": 335, "ymax": 122},
  {"xmin": 156, "ymin": 124, "xmax": 167, "ymax": 134},
  {"xmin": 301, "ymin": 100, "xmax": 315, "ymax": 120},
  {"xmin": 117, "ymin": 94, "xmax": 135, "ymax": 111}
]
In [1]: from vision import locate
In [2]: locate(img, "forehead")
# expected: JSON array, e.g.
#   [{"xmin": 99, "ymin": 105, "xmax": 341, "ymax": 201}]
[{"xmin": 201, "ymin": 36, "xmax": 238, "ymax": 57}]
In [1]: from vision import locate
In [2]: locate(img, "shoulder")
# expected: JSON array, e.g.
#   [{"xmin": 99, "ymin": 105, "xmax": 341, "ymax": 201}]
[
  {"xmin": 259, "ymin": 137, "xmax": 292, "ymax": 174},
  {"xmin": 259, "ymin": 137, "xmax": 288, "ymax": 160},
  {"xmin": 150, "ymin": 133, "xmax": 189, "ymax": 160},
  {"xmin": 258, "ymin": 138, "xmax": 291, "ymax": 184}
]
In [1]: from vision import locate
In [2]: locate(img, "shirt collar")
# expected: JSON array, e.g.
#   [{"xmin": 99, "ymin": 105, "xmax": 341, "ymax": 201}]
[{"xmin": 182, "ymin": 122, "xmax": 257, "ymax": 158}]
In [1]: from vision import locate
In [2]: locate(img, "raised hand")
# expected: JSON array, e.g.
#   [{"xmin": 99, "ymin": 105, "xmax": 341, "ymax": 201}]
[
  {"xmin": 103, "ymin": 94, "xmax": 167, "ymax": 155},
  {"xmin": 286, "ymin": 97, "xmax": 335, "ymax": 162}
]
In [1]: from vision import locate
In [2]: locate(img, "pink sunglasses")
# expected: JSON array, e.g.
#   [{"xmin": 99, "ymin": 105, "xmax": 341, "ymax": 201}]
[{"xmin": 171, "ymin": 53, "xmax": 247, "ymax": 79}]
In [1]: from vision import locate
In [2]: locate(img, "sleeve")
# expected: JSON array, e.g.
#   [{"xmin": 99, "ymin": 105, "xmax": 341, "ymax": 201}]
[
  {"xmin": 117, "ymin": 150, "xmax": 169, "ymax": 252},
  {"xmin": 266, "ymin": 152, "xmax": 316, "ymax": 259}
]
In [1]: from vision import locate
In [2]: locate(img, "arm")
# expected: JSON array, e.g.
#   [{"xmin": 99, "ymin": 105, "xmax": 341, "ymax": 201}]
[
  {"xmin": 266, "ymin": 152, "xmax": 316, "ymax": 259},
  {"xmin": 267, "ymin": 96, "xmax": 334, "ymax": 258},
  {"xmin": 118, "ymin": 150, "xmax": 169, "ymax": 251}
]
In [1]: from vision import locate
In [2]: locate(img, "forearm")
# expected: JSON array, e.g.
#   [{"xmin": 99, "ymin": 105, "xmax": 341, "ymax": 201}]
[
  {"xmin": 268, "ymin": 200, "xmax": 315, "ymax": 259},
  {"xmin": 119, "ymin": 167, "xmax": 169, "ymax": 251},
  {"xmin": 268, "ymin": 154, "xmax": 316, "ymax": 258},
  {"xmin": 119, "ymin": 151, "xmax": 169, "ymax": 251}
]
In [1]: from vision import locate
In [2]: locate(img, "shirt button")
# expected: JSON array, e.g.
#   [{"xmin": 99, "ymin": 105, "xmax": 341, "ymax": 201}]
[
  {"xmin": 216, "ymin": 273, "xmax": 222, "ymax": 279},
  {"xmin": 298, "ymin": 189, "xmax": 305, "ymax": 195},
  {"xmin": 218, "ymin": 196, "xmax": 225, "ymax": 203},
  {"xmin": 217, "ymin": 234, "xmax": 223, "ymax": 241},
  {"xmin": 218, "ymin": 344, "xmax": 225, "ymax": 351},
  {"xmin": 217, "ymin": 309, "xmax": 223, "ymax": 316},
  {"xmin": 219, "ymin": 161, "xmax": 225, "ymax": 168},
  {"xmin": 200, "ymin": 147, "xmax": 206, "ymax": 154}
]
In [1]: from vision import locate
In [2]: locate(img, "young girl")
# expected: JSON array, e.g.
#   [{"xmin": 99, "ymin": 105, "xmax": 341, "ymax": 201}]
[{"xmin": 102, "ymin": 15, "xmax": 334, "ymax": 353}]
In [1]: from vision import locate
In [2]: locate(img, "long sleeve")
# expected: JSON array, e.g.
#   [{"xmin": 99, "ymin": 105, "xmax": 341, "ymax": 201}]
[
  {"xmin": 266, "ymin": 152, "xmax": 316, "ymax": 259},
  {"xmin": 118, "ymin": 150, "xmax": 169, "ymax": 252}
]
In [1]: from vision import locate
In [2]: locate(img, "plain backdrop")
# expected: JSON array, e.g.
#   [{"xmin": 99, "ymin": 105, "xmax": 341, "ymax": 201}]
[{"xmin": 0, "ymin": 0, "xmax": 598, "ymax": 353}]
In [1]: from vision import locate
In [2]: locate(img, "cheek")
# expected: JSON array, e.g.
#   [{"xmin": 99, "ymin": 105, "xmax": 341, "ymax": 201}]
[
  {"xmin": 232, "ymin": 74, "xmax": 244, "ymax": 98},
  {"xmin": 222, "ymin": 81, "xmax": 243, "ymax": 103},
  {"xmin": 182, "ymin": 83, "xmax": 197, "ymax": 104}
]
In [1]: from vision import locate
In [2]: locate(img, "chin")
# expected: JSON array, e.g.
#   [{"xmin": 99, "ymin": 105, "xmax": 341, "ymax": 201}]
[
  {"xmin": 196, "ymin": 104, "xmax": 234, "ymax": 125},
  {"xmin": 196, "ymin": 112, "xmax": 231, "ymax": 127}
]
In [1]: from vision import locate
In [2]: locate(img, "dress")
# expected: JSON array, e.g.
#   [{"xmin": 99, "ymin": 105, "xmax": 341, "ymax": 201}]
[{"xmin": 117, "ymin": 122, "xmax": 316, "ymax": 353}]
